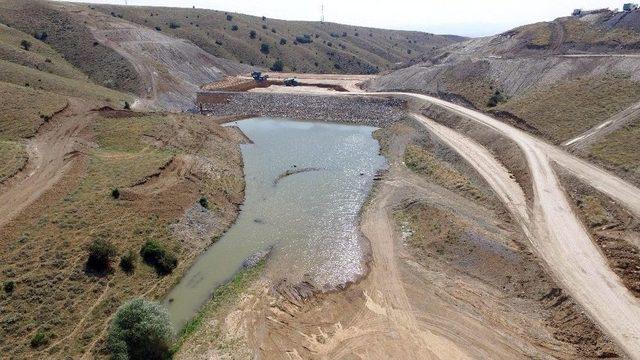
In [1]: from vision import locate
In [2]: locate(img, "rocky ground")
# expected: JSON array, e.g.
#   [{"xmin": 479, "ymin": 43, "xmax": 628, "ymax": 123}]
[{"xmin": 197, "ymin": 91, "xmax": 406, "ymax": 126}]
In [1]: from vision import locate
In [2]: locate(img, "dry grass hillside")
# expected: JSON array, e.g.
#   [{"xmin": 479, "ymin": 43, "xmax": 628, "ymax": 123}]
[
  {"xmin": 0, "ymin": 0, "xmax": 143, "ymax": 93},
  {"xmin": 0, "ymin": 10, "xmax": 247, "ymax": 358},
  {"xmin": 89, "ymin": 3, "xmax": 462, "ymax": 74}
]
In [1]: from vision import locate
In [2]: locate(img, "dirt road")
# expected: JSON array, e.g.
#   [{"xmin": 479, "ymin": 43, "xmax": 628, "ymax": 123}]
[
  {"xmin": 563, "ymin": 99, "xmax": 640, "ymax": 149},
  {"xmin": 0, "ymin": 100, "xmax": 91, "ymax": 229},
  {"xmin": 396, "ymin": 95, "xmax": 640, "ymax": 358}
]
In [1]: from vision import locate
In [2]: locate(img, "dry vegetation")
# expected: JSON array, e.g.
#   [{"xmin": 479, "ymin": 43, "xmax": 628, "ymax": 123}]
[
  {"xmin": 562, "ymin": 18, "xmax": 640, "ymax": 48},
  {"xmin": 0, "ymin": 0, "xmax": 142, "ymax": 94},
  {"xmin": 496, "ymin": 74, "xmax": 640, "ymax": 143},
  {"xmin": 404, "ymin": 144, "xmax": 486, "ymax": 201},
  {"xmin": 0, "ymin": 140, "xmax": 27, "ymax": 182},
  {"xmin": 0, "ymin": 82, "xmax": 68, "ymax": 140},
  {"xmin": 88, "ymin": 3, "xmax": 459, "ymax": 74},
  {"xmin": 0, "ymin": 111, "xmax": 244, "ymax": 358},
  {"xmin": 590, "ymin": 119, "xmax": 640, "ymax": 181}
]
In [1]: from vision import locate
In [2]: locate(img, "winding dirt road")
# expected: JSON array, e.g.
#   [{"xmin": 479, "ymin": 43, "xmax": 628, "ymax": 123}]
[
  {"xmin": 396, "ymin": 94, "xmax": 640, "ymax": 358},
  {"xmin": 0, "ymin": 100, "xmax": 91, "ymax": 229}
]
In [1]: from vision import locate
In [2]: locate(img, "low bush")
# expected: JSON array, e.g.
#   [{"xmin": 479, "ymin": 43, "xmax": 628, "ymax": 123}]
[
  {"xmin": 30, "ymin": 330, "xmax": 48, "ymax": 348},
  {"xmin": 279, "ymin": 38, "xmax": 287, "ymax": 45},
  {"xmin": 87, "ymin": 239, "xmax": 117, "ymax": 273},
  {"xmin": 231, "ymin": 25, "xmax": 238, "ymax": 31},
  {"xmin": 108, "ymin": 299, "xmax": 174, "ymax": 360},
  {"xmin": 111, "ymin": 188, "xmax": 120, "ymax": 199},
  {"xmin": 120, "ymin": 251, "xmax": 137, "ymax": 273},
  {"xmin": 140, "ymin": 240, "xmax": 177, "ymax": 275},
  {"xmin": 169, "ymin": 21, "xmax": 180, "ymax": 29},
  {"xmin": 3, "ymin": 280, "xmax": 15, "ymax": 294},
  {"xmin": 260, "ymin": 43, "xmax": 270, "ymax": 54},
  {"xmin": 270, "ymin": 59, "xmax": 284, "ymax": 72},
  {"xmin": 20, "ymin": 40, "xmax": 31, "ymax": 51},
  {"xmin": 487, "ymin": 90, "xmax": 506, "ymax": 107},
  {"xmin": 199, "ymin": 196, "xmax": 209, "ymax": 209},
  {"xmin": 226, "ymin": 14, "xmax": 233, "ymax": 21},
  {"xmin": 33, "ymin": 31, "xmax": 48, "ymax": 41},
  {"xmin": 295, "ymin": 34, "xmax": 312, "ymax": 44},
  {"xmin": 249, "ymin": 30, "xmax": 256, "ymax": 39}
]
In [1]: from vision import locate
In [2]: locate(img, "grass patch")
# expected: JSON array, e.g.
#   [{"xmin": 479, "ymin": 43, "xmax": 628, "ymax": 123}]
[
  {"xmin": 172, "ymin": 260, "xmax": 264, "ymax": 354},
  {"xmin": 404, "ymin": 144, "xmax": 485, "ymax": 201},
  {"xmin": 590, "ymin": 120, "xmax": 640, "ymax": 180},
  {"xmin": 577, "ymin": 195, "xmax": 612, "ymax": 227},
  {"xmin": 0, "ymin": 140, "xmax": 27, "ymax": 182},
  {"xmin": 0, "ymin": 81, "xmax": 68, "ymax": 140},
  {"xmin": 497, "ymin": 74, "xmax": 640, "ymax": 143},
  {"xmin": 0, "ymin": 60, "xmax": 131, "ymax": 106}
]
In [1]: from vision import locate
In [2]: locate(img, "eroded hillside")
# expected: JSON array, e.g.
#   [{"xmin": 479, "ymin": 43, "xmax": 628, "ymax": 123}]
[{"xmin": 88, "ymin": 3, "xmax": 462, "ymax": 74}]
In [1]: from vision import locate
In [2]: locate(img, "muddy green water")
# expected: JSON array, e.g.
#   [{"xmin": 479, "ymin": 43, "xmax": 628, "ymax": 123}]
[{"xmin": 165, "ymin": 117, "xmax": 386, "ymax": 328}]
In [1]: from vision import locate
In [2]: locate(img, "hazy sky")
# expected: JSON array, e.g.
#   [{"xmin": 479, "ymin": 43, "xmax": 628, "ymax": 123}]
[{"xmin": 59, "ymin": 0, "xmax": 625, "ymax": 36}]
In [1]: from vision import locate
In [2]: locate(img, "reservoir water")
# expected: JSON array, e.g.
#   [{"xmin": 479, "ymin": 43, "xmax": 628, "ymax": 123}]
[{"xmin": 165, "ymin": 117, "xmax": 386, "ymax": 328}]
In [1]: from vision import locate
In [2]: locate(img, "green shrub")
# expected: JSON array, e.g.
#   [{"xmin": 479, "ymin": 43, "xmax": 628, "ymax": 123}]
[
  {"xmin": 120, "ymin": 251, "xmax": 137, "ymax": 273},
  {"xmin": 231, "ymin": 25, "xmax": 238, "ymax": 31},
  {"xmin": 20, "ymin": 40, "xmax": 31, "ymax": 51},
  {"xmin": 3, "ymin": 280, "xmax": 15, "ymax": 294},
  {"xmin": 270, "ymin": 59, "xmax": 284, "ymax": 72},
  {"xmin": 87, "ymin": 239, "xmax": 117, "ymax": 273},
  {"xmin": 487, "ymin": 90, "xmax": 506, "ymax": 107},
  {"xmin": 198, "ymin": 197, "xmax": 209, "ymax": 209},
  {"xmin": 140, "ymin": 240, "xmax": 177, "ymax": 275},
  {"xmin": 260, "ymin": 43, "xmax": 270, "ymax": 54},
  {"xmin": 123, "ymin": 101, "xmax": 131, "ymax": 110},
  {"xmin": 111, "ymin": 188, "xmax": 120, "ymax": 199},
  {"xmin": 279, "ymin": 38, "xmax": 287, "ymax": 45},
  {"xmin": 249, "ymin": 30, "xmax": 256, "ymax": 39},
  {"xmin": 30, "ymin": 330, "xmax": 48, "ymax": 348},
  {"xmin": 226, "ymin": 14, "xmax": 233, "ymax": 21},
  {"xmin": 295, "ymin": 34, "xmax": 312, "ymax": 44},
  {"xmin": 108, "ymin": 299, "xmax": 174, "ymax": 360}
]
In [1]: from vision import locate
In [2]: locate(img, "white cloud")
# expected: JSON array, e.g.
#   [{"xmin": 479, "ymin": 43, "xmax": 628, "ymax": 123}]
[{"xmin": 57, "ymin": 0, "xmax": 626, "ymax": 36}]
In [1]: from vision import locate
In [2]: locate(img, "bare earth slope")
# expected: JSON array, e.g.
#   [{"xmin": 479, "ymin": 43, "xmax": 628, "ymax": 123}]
[
  {"xmin": 54, "ymin": 2, "xmax": 251, "ymax": 111},
  {"xmin": 368, "ymin": 10, "xmax": 640, "ymax": 184},
  {"xmin": 394, "ymin": 92, "xmax": 640, "ymax": 358},
  {"xmin": 89, "ymin": 3, "xmax": 462, "ymax": 74}
]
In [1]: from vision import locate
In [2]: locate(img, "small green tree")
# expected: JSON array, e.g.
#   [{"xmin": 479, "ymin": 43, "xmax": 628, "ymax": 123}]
[
  {"xmin": 231, "ymin": 25, "xmax": 238, "ymax": 31},
  {"xmin": 108, "ymin": 299, "xmax": 174, "ymax": 360},
  {"xmin": 87, "ymin": 239, "xmax": 117, "ymax": 273},
  {"xmin": 270, "ymin": 59, "xmax": 284, "ymax": 72},
  {"xmin": 111, "ymin": 188, "xmax": 120, "ymax": 199},
  {"xmin": 260, "ymin": 43, "xmax": 270, "ymax": 54},
  {"xmin": 30, "ymin": 330, "xmax": 48, "ymax": 348},
  {"xmin": 226, "ymin": 14, "xmax": 233, "ymax": 21}
]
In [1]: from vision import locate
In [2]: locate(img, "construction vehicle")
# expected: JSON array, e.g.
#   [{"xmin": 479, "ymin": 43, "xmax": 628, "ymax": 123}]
[
  {"xmin": 623, "ymin": 3, "xmax": 638, "ymax": 11},
  {"xmin": 283, "ymin": 78, "xmax": 299, "ymax": 86},
  {"xmin": 251, "ymin": 71, "xmax": 269, "ymax": 82}
]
